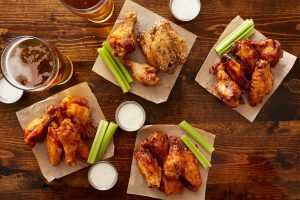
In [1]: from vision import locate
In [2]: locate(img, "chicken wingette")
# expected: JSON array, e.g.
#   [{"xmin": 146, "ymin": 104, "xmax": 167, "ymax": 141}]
[{"xmin": 47, "ymin": 121, "xmax": 63, "ymax": 166}]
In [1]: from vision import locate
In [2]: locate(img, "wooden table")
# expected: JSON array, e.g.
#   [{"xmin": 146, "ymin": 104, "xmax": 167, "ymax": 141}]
[{"xmin": 0, "ymin": 0, "xmax": 299, "ymax": 199}]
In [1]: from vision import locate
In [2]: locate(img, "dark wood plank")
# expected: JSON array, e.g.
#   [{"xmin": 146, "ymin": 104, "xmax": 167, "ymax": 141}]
[{"xmin": 0, "ymin": 0, "xmax": 299, "ymax": 200}]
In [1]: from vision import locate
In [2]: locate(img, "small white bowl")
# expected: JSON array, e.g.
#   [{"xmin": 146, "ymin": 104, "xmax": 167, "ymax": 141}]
[
  {"xmin": 0, "ymin": 75, "xmax": 23, "ymax": 104},
  {"xmin": 169, "ymin": 0, "xmax": 201, "ymax": 22}
]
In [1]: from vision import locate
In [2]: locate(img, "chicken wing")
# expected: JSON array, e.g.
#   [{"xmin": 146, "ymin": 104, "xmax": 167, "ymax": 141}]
[
  {"xmin": 141, "ymin": 131, "xmax": 169, "ymax": 162},
  {"xmin": 123, "ymin": 59, "xmax": 160, "ymax": 86},
  {"xmin": 109, "ymin": 12, "xmax": 137, "ymax": 58},
  {"xmin": 160, "ymin": 174, "xmax": 184, "ymax": 195},
  {"xmin": 163, "ymin": 136, "xmax": 183, "ymax": 179},
  {"xmin": 47, "ymin": 121, "xmax": 63, "ymax": 166},
  {"xmin": 180, "ymin": 148, "xmax": 202, "ymax": 191},
  {"xmin": 253, "ymin": 39, "xmax": 283, "ymax": 67},
  {"xmin": 138, "ymin": 21, "xmax": 187, "ymax": 74},
  {"xmin": 212, "ymin": 63, "xmax": 244, "ymax": 108},
  {"xmin": 56, "ymin": 119, "xmax": 81, "ymax": 166},
  {"xmin": 134, "ymin": 145, "xmax": 162, "ymax": 188},
  {"xmin": 231, "ymin": 39, "xmax": 261, "ymax": 76},
  {"xmin": 249, "ymin": 60, "xmax": 274, "ymax": 106},
  {"xmin": 221, "ymin": 54, "xmax": 250, "ymax": 89},
  {"xmin": 77, "ymin": 137, "xmax": 90, "ymax": 162}
]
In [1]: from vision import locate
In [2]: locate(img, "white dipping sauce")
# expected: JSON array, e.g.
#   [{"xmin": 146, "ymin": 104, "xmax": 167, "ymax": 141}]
[
  {"xmin": 88, "ymin": 162, "xmax": 118, "ymax": 190},
  {"xmin": 171, "ymin": 0, "xmax": 201, "ymax": 21},
  {"xmin": 116, "ymin": 101, "xmax": 145, "ymax": 132},
  {"xmin": 0, "ymin": 78, "xmax": 23, "ymax": 103}
]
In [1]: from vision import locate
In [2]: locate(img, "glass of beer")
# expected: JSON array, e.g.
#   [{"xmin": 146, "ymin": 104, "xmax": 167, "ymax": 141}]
[
  {"xmin": 60, "ymin": 0, "xmax": 114, "ymax": 23},
  {"xmin": 1, "ymin": 36, "xmax": 73, "ymax": 91}
]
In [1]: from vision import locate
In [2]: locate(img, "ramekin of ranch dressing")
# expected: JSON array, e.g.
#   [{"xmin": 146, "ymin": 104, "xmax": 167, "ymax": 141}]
[
  {"xmin": 88, "ymin": 161, "xmax": 118, "ymax": 190},
  {"xmin": 169, "ymin": 0, "xmax": 201, "ymax": 21},
  {"xmin": 0, "ymin": 74, "xmax": 23, "ymax": 104},
  {"xmin": 115, "ymin": 101, "xmax": 146, "ymax": 132}
]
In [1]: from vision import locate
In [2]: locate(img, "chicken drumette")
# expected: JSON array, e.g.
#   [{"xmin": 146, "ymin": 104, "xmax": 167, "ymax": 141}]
[{"xmin": 109, "ymin": 12, "xmax": 137, "ymax": 58}]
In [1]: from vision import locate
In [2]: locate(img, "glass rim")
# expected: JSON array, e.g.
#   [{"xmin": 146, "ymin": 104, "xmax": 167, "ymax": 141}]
[
  {"xmin": 59, "ymin": 0, "xmax": 107, "ymax": 13},
  {"xmin": 0, "ymin": 35, "xmax": 59, "ymax": 91}
]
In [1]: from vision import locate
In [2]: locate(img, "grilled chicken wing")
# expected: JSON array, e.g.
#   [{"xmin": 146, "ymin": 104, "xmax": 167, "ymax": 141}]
[
  {"xmin": 249, "ymin": 60, "xmax": 274, "ymax": 106},
  {"xmin": 253, "ymin": 39, "xmax": 283, "ymax": 67},
  {"xmin": 56, "ymin": 119, "xmax": 81, "ymax": 166},
  {"xmin": 221, "ymin": 54, "xmax": 250, "ymax": 89},
  {"xmin": 160, "ymin": 174, "xmax": 184, "ymax": 196},
  {"xmin": 231, "ymin": 39, "xmax": 261, "ymax": 76},
  {"xmin": 123, "ymin": 59, "xmax": 160, "ymax": 86},
  {"xmin": 47, "ymin": 121, "xmax": 63, "ymax": 166},
  {"xmin": 212, "ymin": 63, "xmax": 244, "ymax": 108},
  {"xmin": 181, "ymin": 148, "xmax": 202, "ymax": 191},
  {"xmin": 163, "ymin": 136, "xmax": 183, "ymax": 179},
  {"xmin": 141, "ymin": 131, "xmax": 169, "ymax": 162},
  {"xmin": 138, "ymin": 21, "xmax": 187, "ymax": 73},
  {"xmin": 109, "ymin": 12, "xmax": 137, "ymax": 58},
  {"xmin": 134, "ymin": 145, "xmax": 162, "ymax": 188}
]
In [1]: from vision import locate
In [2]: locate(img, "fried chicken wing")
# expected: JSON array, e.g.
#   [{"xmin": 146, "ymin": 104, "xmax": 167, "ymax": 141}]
[
  {"xmin": 123, "ymin": 59, "xmax": 160, "ymax": 86},
  {"xmin": 141, "ymin": 131, "xmax": 169, "ymax": 162},
  {"xmin": 163, "ymin": 136, "xmax": 183, "ymax": 179},
  {"xmin": 180, "ymin": 148, "xmax": 202, "ymax": 191},
  {"xmin": 138, "ymin": 21, "xmax": 187, "ymax": 74},
  {"xmin": 134, "ymin": 145, "xmax": 162, "ymax": 188},
  {"xmin": 109, "ymin": 12, "xmax": 137, "ymax": 58},
  {"xmin": 160, "ymin": 174, "xmax": 184, "ymax": 196},
  {"xmin": 212, "ymin": 63, "xmax": 244, "ymax": 108},
  {"xmin": 77, "ymin": 137, "xmax": 90, "ymax": 162},
  {"xmin": 231, "ymin": 39, "xmax": 261, "ymax": 76},
  {"xmin": 253, "ymin": 39, "xmax": 283, "ymax": 67},
  {"xmin": 47, "ymin": 121, "xmax": 63, "ymax": 166},
  {"xmin": 221, "ymin": 54, "xmax": 250, "ymax": 89},
  {"xmin": 249, "ymin": 60, "xmax": 274, "ymax": 106},
  {"xmin": 56, "ymin": 119, "xmax": 81, "ymax": 166}
]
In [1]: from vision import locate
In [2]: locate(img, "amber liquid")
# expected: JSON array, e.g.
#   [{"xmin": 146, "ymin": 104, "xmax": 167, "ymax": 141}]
[{"xmin": 61, "ymin": 0, "xmax": 114, "ymax": 23}]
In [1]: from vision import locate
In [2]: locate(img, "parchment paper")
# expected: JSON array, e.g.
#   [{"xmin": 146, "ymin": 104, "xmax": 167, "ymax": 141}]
[
  {"xmin": 127, "ymin": 125, "xmax": 215, "ymax": 200},
  {"xmin": 16, "ymin": 82, "xmax": 114, "ymax": 182},
  {"xmin": 195, "ymin": 16, "xmax": 297, "ymax": 122},
  {"xmin": 92, "ymin": 0, "xmax": 197, "ymax": 104}
]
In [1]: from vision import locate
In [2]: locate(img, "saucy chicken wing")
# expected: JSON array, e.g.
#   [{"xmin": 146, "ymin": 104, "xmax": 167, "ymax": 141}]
[
  {"xmin": 249, "ymin": 60, "xmax": 274, "ymax": 106},
  {"xmin": 253, "ymin": 39, "xmax": 283, "ymax": 67},
  {"xmin": 181, "ymin": 148, "xmax": 202, "ymax": 191},
  {"xmin": 109, "ymin": 12, "xmax": 137, "ymax": 58},
  {"xmin": 134, "ymin": 145, "xmax": 162, "ymax": 188},
  {"xmin": 47, "ymin": 121, "xmax": 63, "ymax": 166},
  {"xmin": 123, "ymin": 59, "xmax": 160, "ymax": 86},
  {"xmin": 160, "ymin": 174, "xmax": 184, "ymax": 196},
  {"xmin": 212, "ymin": 63, "xmax": 244, "ymax": 108},
  {"xmin": 221, "ymin": 54, "xmax": 250, "ymax": 89}
]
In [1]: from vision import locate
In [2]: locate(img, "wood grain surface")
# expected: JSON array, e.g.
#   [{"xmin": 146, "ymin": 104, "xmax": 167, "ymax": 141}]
[{"xmin": 0, "ymin": 0, "xmax": 299, "ymax": 199}]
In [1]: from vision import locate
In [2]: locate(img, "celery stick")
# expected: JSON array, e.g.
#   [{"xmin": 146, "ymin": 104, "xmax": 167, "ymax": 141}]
[
  {"xmin": 181, "ymin": 135, "xmax": 211, "ymax": 169},
  {"xmin": 87, "ymin": 120, "xmax": 109, "ymax": 164},
  {"xmin": 218, "ymin": 25, "xmax": 255, "ymax": 56},
  {"xmin": 179, "ymin": 120, "xmax": 214, "ymax": 154},
  {"xmin": 95, "ymin": 122, "xmax": 118, "ymax": 162},
  {"xmin": 215, "ymin": 19, "xmax": 254, "ymax": 53},
  {"xmin": 98, "ymin": 48, "xmax": 129, "ymax": 93},
  {"xmin": 101, "ymin": 47, "xmax": 131, "ymax": 91},
  {"xmin": 102, "ymin": 42, "xmax": 134, "ymax": 83}
]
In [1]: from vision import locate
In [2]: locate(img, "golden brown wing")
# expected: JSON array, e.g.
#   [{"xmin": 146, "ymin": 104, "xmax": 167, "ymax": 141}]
[
  {"xmin": 137, "ymin": 31, "xmax": 158, "ymax": 68},
  {"xmin": 56, "ymin": 119, "xmax": 80, "ymax": 166},
  {"xmin": 134, "ymin": 145, "xmax": 162, "ymax": 188},
  {"xmin": 249, "ymin": 60, "xmax": 274, "ymax": 106},
  {"xmin": 160, "ymin": 174, "xmax": 184, "ymax": 196},
  {"xmin": 123, "ymin": 59, "xmax": 160, "ymax": 86},
  {"xmin": 212, "ymin": 63, "xmax": 244, "ymax": 108},
  {"xmin": 231, "ymin": 39, "xmax": 261, "ymax": 76},
  {"xmin": 47, "ymin": 121, "xmax": 63, "ymax": 166},
  {"xmin": 109, "ymin": 12, "xmax": 137, "ymax": 58},
  {"xmin": 163, "ymin": 136, "xmax": 183, "ymax": 179},
  {"xmin": 221, "ymin": 54, "xmax": 250, "ymax": 89},
  {"xmin": 77, "ymin": 138, "xmax": 90, "ymax": 162},
  {"xmin": 180, "ymin": 148, "xmax": 202, "ymax": 191},
  {"xmin": 253, "ymin": 39, "xmax": 283, "ymax": 67}
]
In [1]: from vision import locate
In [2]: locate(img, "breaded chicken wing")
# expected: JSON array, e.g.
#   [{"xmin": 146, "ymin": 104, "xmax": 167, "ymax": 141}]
[
  {"xmin": 249, "ymin": 60, "xmax": 274, "ymax": 106},
  {"xmin": 109, "ymin": 12, "xmax": 137, "ymax": 58},
  {"xmin": 123, "ymin": 59, "xmax": 160, "ymax": 86},
  {"xmin": 134, "ymin": 145, "xmax": 162, "ymax": 188},
  {"xmin": 212, "ymin": 63, "xmax": 244, "ymax": 108},
  {"xmin": 47, "ymin": 121, "xmax": 63, "ymax": 166},
  {"xmin": 181, "ymin": 148, "xmax": 202, "ymax": 191}
]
